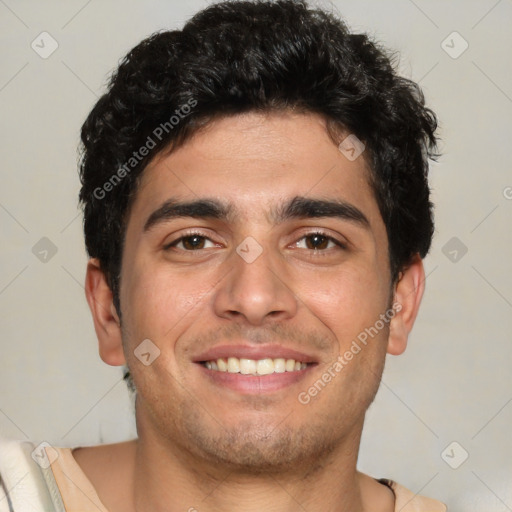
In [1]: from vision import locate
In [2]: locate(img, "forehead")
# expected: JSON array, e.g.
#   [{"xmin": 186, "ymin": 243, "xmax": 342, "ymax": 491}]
[{"xmin": 128, "ymin": 111, "xmax": 382, "ymax": 230}]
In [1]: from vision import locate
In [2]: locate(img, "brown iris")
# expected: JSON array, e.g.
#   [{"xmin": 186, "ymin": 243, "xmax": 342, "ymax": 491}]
[{"xmin": 304, "ymin": 234, "xmax": 330, "ymax": 250}]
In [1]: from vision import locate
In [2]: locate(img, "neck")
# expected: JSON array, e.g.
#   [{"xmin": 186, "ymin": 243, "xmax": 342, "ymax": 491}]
[{"xmin": 131, "ymin": 419, "xmax": 367, "ymax": 512}]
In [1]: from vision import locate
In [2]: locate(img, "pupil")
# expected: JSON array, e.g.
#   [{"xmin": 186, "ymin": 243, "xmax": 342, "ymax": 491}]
[
  {"xmin": 184, "ymin": 236, "xmax": 204, "ymax": 250},
  {"xmin": 308, "ymin": 234, "xmax": 327, "ymax": 250}
]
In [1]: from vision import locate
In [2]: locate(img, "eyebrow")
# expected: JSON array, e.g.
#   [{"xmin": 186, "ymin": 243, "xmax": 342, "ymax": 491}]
[
  {"xmin": 144, "ymin": 198, "xmax": 234, "ymax": 232},
  {"xmin": 143, "ymin": 195, "xmax": 370, "ymax": 232}
]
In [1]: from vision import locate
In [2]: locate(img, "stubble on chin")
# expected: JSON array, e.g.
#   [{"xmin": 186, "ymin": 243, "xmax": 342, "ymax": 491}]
[{"xmin": 175, "ymin": 402, "xmax": 347, "ymax": 476}]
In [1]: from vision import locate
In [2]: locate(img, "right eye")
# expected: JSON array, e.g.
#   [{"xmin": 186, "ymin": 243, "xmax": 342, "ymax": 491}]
[{"xmin": 164, "ymin": 232, "xmax": 220, "ymax": 251}]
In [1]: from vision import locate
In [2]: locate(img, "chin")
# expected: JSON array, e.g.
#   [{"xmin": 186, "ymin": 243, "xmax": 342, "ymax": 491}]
[{"xmin": 180, "ymin": 410, "xmax": 340, "ymax": 475}]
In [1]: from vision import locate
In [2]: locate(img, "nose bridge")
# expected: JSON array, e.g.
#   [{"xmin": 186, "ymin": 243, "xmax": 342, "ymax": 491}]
[{"xmin": 213, "ymin": 236, "xmax": 298, "ymax": 325}]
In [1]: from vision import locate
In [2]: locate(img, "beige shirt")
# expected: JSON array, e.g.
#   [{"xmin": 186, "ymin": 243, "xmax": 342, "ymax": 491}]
[{"xmin": 47, "ymin": 447, "xmax": 447, "ymax": 512}]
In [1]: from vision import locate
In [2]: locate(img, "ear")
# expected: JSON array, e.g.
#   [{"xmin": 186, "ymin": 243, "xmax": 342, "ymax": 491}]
[
  {"xmin": 84, "ymin": 258, "xmax": 126, "ymax": 366},
  {"xmin": 386, "ymin": 254, "xmax": 426, "ymax": 356}
]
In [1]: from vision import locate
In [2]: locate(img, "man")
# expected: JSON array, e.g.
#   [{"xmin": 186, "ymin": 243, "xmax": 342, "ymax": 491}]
[{"xmin": 0, "ymin": 0, "xmax": 447, "ymax": 510}]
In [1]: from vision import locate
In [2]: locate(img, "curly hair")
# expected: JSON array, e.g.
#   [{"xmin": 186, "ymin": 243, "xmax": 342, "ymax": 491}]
[{"xmin": 79, "ymin": 0, "xmax": 439, "ymax": 318}]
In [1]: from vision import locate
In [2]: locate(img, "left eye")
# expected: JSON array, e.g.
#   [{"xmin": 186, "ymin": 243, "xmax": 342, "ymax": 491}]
[{"xmin": 294, "ymin": 233, "xmax": 341, "ymax": 250}]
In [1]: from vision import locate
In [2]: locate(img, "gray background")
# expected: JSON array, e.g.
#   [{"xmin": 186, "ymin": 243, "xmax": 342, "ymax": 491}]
[{"xmin": 1, "ymin": 0, "xmax": 511, "ymax": 510}]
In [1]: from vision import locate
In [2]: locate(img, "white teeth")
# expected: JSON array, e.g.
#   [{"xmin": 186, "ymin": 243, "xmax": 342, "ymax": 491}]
[
  {"xmin": 240, "ymin": 358, "xmax": 256, "ymax": 375},
  {"xmin": 256, "ymin": 358, "xmax": 274, "ymax": 375},
  {"xmin": 273, "ymin": 358, "xmax": 286, "ymax": 373},
  {"xmin": 227, "ymin": 357, "xmax": 240, "ymax": 373},
  {"xmin": 204, "ymin": 357, "xmax": 309, "ymax": 375}
]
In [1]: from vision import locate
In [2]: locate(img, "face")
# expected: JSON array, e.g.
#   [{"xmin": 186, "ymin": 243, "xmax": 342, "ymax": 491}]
[{"xmin": 117, "ymin": 111, "xmax": 395, "ymax": 473}]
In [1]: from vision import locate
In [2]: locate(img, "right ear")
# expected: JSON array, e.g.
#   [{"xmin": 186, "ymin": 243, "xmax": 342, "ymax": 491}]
[{"xmin": 84, "ymin": 258, "xmax": 126, "ymax": 366}]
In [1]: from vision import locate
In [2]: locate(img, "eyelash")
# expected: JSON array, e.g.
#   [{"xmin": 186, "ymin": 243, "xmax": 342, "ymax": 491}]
[{"xmin": 164, "ymin": 230, "xmax": 347, "ymax": 253}]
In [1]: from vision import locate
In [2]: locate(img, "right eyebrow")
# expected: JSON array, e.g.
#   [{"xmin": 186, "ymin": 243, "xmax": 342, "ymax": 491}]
[{"xmin": 143, "ymin": 198, "xmax": 234, "ymax": 233}]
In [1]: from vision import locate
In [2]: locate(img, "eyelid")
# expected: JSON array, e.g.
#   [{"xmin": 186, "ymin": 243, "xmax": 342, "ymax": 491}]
[
  {"xmin": 164, "ymin": 228, "xmax": 348, "ymax": 253},
  {"xmin": 290, "ymin": 229, "xmax": 348, "ymax": 250},
  {"xmin": 163, "ymin": 229, "xmax": 221, "ymax": 250}
]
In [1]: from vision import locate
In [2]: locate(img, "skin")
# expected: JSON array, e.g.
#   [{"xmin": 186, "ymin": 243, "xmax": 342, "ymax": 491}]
[{"xmin": 81, "ymin": 111, "xmax": 426, "ymax": 512}]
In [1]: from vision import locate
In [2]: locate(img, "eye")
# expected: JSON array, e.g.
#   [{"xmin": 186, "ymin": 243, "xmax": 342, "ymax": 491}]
[
  {"xmin": 165, "ymin": 233, "xmax": 218, "ymax": 251},
  {"xmin": 294, "ymin": 232, "xmax": 345, "ymax": 251}
]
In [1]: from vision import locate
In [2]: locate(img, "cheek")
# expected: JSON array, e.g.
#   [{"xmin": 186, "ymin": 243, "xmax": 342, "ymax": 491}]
[
  {"xmin": 297, "ymin": 261, "xmax": 390, "ymax": 346},
  {"xmin": 123, "ymin": 265, "xmax": 211, "ymax": 338},
  {"xmin": 119, "ymin": 264, "xmax": 211, "ymax": 396},
  {"xmin": 120, "ymin": 256, "xmax": 224, "ymax": 374}
]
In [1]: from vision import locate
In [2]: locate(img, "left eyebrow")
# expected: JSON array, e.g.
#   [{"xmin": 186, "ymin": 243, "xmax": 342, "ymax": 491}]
[
  {"xmin": 270, "ymin": 196, "xmax": 370, "ymax": 229},
  {"xmin": 143, "ymin": 195, "xmax": 370, "ymax": 233}
]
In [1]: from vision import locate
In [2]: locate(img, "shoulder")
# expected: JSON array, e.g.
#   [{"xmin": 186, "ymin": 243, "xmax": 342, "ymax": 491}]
[
  {"xmin": 0, "ymin": 437, "xmax": 136, "ymax": 511},
  {"xmin": 69, "ymin": 439, "xmax": 137, "ymax": 510},
  {"xmin": 0, "ymin": 437, "xmax": 57, "ymax": 511},
  {"xmin": 71, "ymin": 439, "xmax": 137, "ymax": 482},
  {"xmin": 378, "ymin": 478, "xmax": 447, "ymax": 512}
]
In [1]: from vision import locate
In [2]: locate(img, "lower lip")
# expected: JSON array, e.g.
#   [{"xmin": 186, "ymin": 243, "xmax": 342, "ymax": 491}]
[{"xmin": 197, "ymin": 363, "xmax": 316, "ymax": 393}]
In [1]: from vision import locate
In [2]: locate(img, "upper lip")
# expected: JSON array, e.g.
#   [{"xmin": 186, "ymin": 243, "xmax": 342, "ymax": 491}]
[{"xmin": 193, "ymin": 344, "xmax": 318, "ymax": 364}]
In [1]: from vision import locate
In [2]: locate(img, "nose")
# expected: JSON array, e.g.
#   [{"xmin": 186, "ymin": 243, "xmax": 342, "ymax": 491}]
[{"xmin": 212, "ymin": 241, "xmax": 299, "ymax": 326}]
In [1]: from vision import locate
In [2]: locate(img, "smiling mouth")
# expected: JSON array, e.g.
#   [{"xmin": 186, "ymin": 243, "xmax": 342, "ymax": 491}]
[{"xmin": 201, "ymin": 357, "xmax": 312, "ymax": 376}]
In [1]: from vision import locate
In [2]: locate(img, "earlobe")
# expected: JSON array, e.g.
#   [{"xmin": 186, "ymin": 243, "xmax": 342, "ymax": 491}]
[
  {"xmin": 84, "ymin": 258, "xmax": 126, "ymax": 366},
  {"xmin": 386, "ymin": 255, "xmax": 426, "ymax": 356}
]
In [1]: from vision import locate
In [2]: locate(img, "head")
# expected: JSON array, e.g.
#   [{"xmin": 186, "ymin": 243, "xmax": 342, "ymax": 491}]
[{"xmin": 80, "ymin": 0, "xmax": 438, "ymax": 473}]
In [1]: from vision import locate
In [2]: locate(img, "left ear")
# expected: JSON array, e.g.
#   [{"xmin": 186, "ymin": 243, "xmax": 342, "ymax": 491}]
[{"xmin": 387, "ymin": 254, "xmax": 426, "ymax": 356}]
